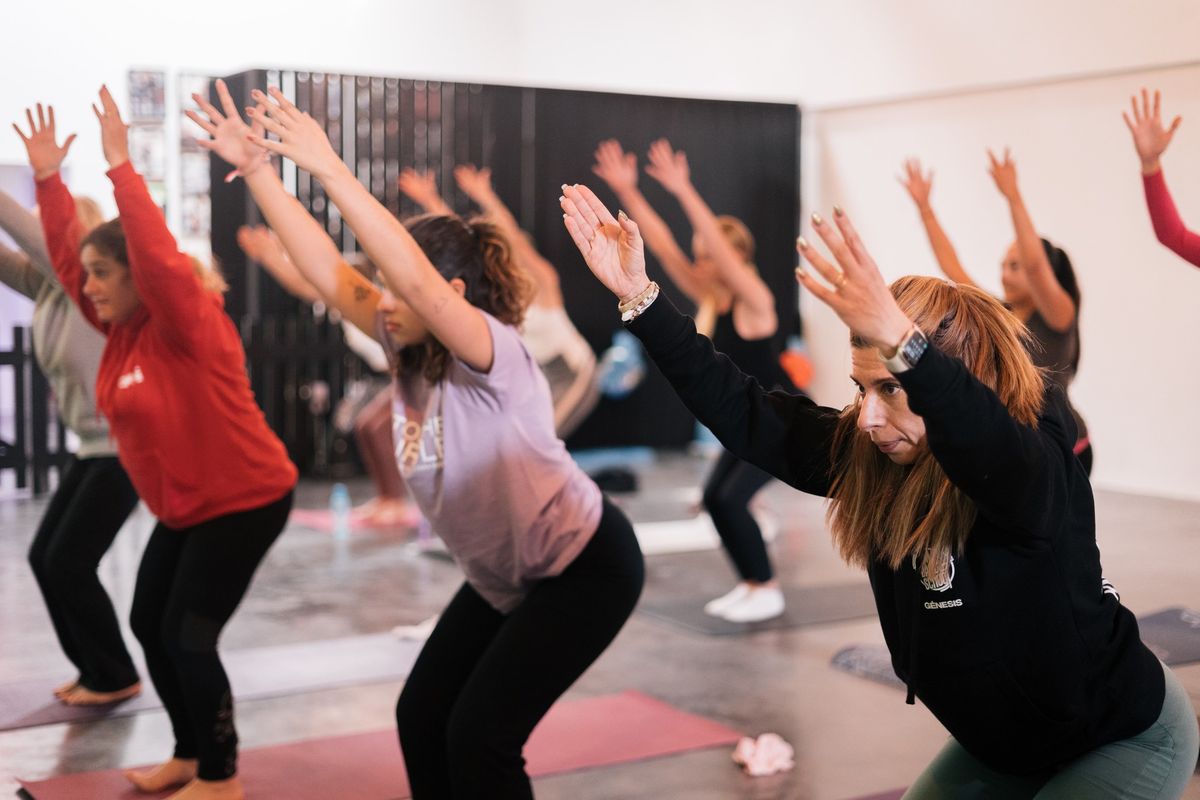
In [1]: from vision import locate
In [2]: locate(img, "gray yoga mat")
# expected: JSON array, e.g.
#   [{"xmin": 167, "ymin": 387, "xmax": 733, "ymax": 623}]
[
  {"xmin": 638, "ymin": 581, "xmax": 878, "ymax": 636},
  {"xmin": 0, "ymin": 632, "xmax": 422, "ymax": 732},
  {"xmin": 830, "ymin": 605, "xmax": 1200, "ymax": 692},
  {"xmin": 830, "ymin": 644, "xmax": 905, "ymax": 690},
  {"xmin": 1136, "ymin": 607, "xmax": 1200, "ymax": 665}
]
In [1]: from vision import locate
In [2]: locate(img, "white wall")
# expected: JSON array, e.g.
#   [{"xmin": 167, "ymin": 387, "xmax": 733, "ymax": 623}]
[
  {"xmin": 803, "ymin": 64, "xmax": 1200, "ymax": 500},
  {"xmin": 2, "ymin": 0, "xmax": 1198, "ymax": 497}
]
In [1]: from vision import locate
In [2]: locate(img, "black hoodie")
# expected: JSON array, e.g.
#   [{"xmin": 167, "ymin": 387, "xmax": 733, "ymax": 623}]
[{"xmin": 628, "ymin": 295, "xmax": 1163, "ymax": 774}]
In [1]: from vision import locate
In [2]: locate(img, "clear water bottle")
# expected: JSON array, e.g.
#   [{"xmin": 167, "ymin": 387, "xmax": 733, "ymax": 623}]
[{"xmin": 330, "ymin": 483, "xmax": 351, "ymax": 541}]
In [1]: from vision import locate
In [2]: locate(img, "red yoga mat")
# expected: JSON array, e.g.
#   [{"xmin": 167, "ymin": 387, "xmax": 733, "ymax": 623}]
[{"xmin": 19, "ymin": 691, "xmax": 741, "ymax": 799}]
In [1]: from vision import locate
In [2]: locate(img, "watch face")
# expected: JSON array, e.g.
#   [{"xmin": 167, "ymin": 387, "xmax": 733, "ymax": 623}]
[{"xmin": 902, "ymin": 330, "xmax": 929, "ymax": 366}]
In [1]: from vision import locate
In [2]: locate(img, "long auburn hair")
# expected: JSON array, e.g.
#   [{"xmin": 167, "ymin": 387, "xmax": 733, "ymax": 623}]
[
  {"xmin": 396, "ymin": 213, "xmax": 534, "ymax": 383},
  {"xmin": 827, "ymin": 276, "xmax": 1045, "ymax": 581}
]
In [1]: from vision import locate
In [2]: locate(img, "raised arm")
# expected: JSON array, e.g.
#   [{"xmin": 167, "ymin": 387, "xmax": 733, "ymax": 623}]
[
  {"xmin": 397, "ymin": 169, "xmax": 454, "ymax": 217},
  {"xmin": 188, "ymin": 80, "xmax": 380, "ymax": 337},
  {"xmin": 90, "ymin": 86, "xmax": 217, "ymax": 347},
  {"xmin": 250, "ymin": 87, "xmax": 493, "ymax": 371},
  {"xmin": 560, "ymin": 183, "xmax": 838, "ymax": 493},
  {"xmin": 898, "ymin": 159, "xmax": 974, "ymax": 287},
  {"xmin": 15, "ymin": 103, "xmax": 104, "ymax": 331},
  {"xmin": 988, "ymin": 149, "xmax": 1076, "ymax": 332},
  {"xmin": 0, "ymin": 190, "xmax": 56, "ymax": 281},
  {"xmin": 645, "ymin": 139, "xmax": 776, "ymax": 336},
  {"xmin": 591, "ymin": 139, "xmax": 711, "ymax": 305},
  {"xmin": 0, "ymin": 191, "xmax": 49, "ymax": 299},
  {"xmin": 1123, "ymin": 88, "xmax": 1200, "ymax": 267},
  {"xmin": 454, "ymin": 164, "xmax": 563, "ymax": 307},
  {"xmin": 795, "ymin": 207, "xmax": 1067, "ymax": 530},
  {"xmin": 236, "ymin": 225, "xmax": 322, "ymax": 304}
]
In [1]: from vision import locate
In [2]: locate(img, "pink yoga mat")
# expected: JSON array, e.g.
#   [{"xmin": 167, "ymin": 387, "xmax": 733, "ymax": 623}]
[
  {"xmin": 20, "ymin": 691, "xmax": 741, "ymax": 799},
  {"xmin": 288, "ymin": 507, "xmax": 420, "ymax": 534}
]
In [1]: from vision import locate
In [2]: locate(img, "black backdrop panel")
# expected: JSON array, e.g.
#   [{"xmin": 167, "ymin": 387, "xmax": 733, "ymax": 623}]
[
  {"xmin": 211, "ymin": 70, "xmax": 799, "ymax": 467},
  {"xmin": 530, "ymin": 89, "xmax": 800, "ymax": 449}
]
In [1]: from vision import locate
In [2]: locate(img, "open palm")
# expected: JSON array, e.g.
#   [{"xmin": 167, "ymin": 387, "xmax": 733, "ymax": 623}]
[
  {"xmin": 186, "ymin": 79, "xmax": 268, "ymax": 177},
  {"xmin": 560, "ymin": 183, "xmax": 648, "ymax": 302},
  {"xmin": 12, "ymin": 104, "xmax": 76, "ymax": 180},
  {"xmin": 1124, "ymin": 88, "xmax": 1181, "ymax": 168}
]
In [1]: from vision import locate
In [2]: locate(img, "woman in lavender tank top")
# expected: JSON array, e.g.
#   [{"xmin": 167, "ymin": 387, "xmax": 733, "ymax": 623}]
[{"xmin": 194, "ymin": 81, "xmax": 644, "ymax": 799}]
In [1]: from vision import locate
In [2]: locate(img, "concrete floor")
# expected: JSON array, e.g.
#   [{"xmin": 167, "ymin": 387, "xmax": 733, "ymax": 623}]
[{"xmin": 2, "ymin": 451, "xmax": 1199, "ymax": 799}]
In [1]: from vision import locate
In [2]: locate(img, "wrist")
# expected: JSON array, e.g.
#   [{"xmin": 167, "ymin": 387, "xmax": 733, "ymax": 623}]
[
  {"xmin": 1141, "ymin": 158, "xmax": 1162, "ymax": 176},
  {"xmin": 876, "ymin": 314, "xmax": 915, "ymax": 357},
  {"xmin": 106, "ymin": 152, "xmax": 130, "ymax": 170},
  {"xmin": 33, "ymin": 166, "xmax": 60, "ymax": 181},
  {"xmin": 619, "ymin": 280, "xmax": 652, "ymax": 305}
]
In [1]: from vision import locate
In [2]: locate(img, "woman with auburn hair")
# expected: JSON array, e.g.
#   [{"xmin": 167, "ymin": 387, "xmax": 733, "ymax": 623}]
[
  {"xmin": 17, "ymin": 88, "xmax": 297, "ymax": 800},
  {"xmin": 190, "ymin": 81, "xmax": 642, "ymax": 799},
  {"xmin": 0, "ymin": 186, "xmax": 142, "ymax": 708},
  {"xmin": 592, "ymin": 138, "xmax": 795, "ymax": 623},
  {"xmin": 561, "ymin": 183, "xmax": 1197, "ymax": 798},
  {"xmin": 900, "ymin": 150, "xmax": 1092, "ymax": 474}
]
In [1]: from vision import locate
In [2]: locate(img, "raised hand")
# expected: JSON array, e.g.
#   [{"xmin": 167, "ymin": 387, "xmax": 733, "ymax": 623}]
[
  {"xmin": 236, "ymin": 225, "xmax": 283, "ymax": 263},
  {"xmin": 453, "ymin": 164, "xmax": 493, "ymax": 202},
  {"xmin": 644, "ymin": 139, "xmax": 691, "ymax": 195},
  {"xmin": 92, "ymin": 85, "xmax": 130, "ymax": 169},
  {"xmin": 560, "ymin": 183, "xmax": 648, "ymax": 303},
  {"xmin": 186, "ymin": 79, "xmax": 270, "ymax": 181},
  {"xmin": 12, "ymin": 104, "xmax": 76, "ymax": 180},
  {"xmin": 795, "ymin": 209, "xmax": 913, "ymax": 352},
  {"xmin": 591, "ymin": 140, "xmax": 638, "ymax": 193},
  {"xmin": 246, "ymin": 87, "xmax": 346, "ymax": 181},
  {"xmin": 1123, "ymin": 87, "xmax": 1181, "ymax": 174},
  {"xmin": 398, "ymin": 168, "xmax": 443, "ymax": 206},
  {"xmin": 899, "ymin": 158, "xmax": 933, "ymax": 210},
  {"xmin": 987, "ymin": 148, "xmax": 1019, "ymax": 201}
]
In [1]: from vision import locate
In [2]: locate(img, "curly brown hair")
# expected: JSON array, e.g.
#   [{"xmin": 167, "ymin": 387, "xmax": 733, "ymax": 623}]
[{"xmin": 396, "ymin": 214, "xmax": 534, "ymax": 382}]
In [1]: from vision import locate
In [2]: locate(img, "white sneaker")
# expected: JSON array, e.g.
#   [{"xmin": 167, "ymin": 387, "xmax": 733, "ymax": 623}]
[
  {"xmin": 704, "ymin": 583, "xmax": 751, "ymax": 617},
  {"xmin": 720, "ymin": 586, "xmax": 785, "ymax": 623}
]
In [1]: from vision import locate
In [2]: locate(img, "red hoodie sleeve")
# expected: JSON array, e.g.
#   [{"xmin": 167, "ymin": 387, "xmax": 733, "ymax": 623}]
[
  {"xmin": 107, "ymin": 161, "xmax": 212, "ymax": 349},
  {"xmin": 1143, "ymin": 169, "xmax": 1200, "ymax": 268},
  {"xmin": 34, "ymin": 172, "xmax": 106, "ymax": 333}
]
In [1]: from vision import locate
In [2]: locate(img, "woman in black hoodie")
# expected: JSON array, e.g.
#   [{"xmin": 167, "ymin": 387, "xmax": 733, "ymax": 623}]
[{"xmin": 560, "ymin": 183, "xmax": 1197, "ymax": 798}]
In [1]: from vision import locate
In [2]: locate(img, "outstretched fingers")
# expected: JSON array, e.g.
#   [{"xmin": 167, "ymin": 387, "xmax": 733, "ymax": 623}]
[
  {"xmin": 560, "ymin": 193, "xmax": 595, "ymax": 247},
  {"xmin": 184, "ymin": 109, "xmax": 217, "ymax": 137},
  {"xmin": 796, "ymin": 230, "xmax": 845, "ymax": 290},
  {"xmin": 572, "ymin": 183, "xmax": 618, "ymax": 226}
]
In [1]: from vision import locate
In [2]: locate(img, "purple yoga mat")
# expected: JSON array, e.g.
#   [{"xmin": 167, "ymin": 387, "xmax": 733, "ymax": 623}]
[
  {"xmin": 19, "ymin": 691, "xmax": 743, "ymax": 799},
  {"xmin": 0, "ymin": 633, "xmax": 422, "ymax": 732}
]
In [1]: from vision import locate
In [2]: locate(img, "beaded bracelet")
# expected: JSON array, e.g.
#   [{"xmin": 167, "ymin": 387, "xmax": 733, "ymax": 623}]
[{"xmin": 621, "ymin": 283, "xmax": 661, "ymax": 323}]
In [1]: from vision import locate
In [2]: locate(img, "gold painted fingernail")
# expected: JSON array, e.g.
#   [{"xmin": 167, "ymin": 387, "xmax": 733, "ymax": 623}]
[
  {"xmin": 618, "ymin": 210, "xmax": 628, "ymax": 221},
  {"xmin": 811, "ymin": 212, "xmax": 823, "ymax": 225},
  {"xmin": 833, "ymin": 204, "xmax": 844, "ymax": 217},
  {"xmin": 797, "ymin": 236, "xmax": 809, "ymax": 250}
]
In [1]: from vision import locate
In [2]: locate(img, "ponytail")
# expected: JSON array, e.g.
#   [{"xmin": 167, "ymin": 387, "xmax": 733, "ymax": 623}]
[{"xmin": 398, "ymin": 213, "xmax": 535, "ymax": 382}]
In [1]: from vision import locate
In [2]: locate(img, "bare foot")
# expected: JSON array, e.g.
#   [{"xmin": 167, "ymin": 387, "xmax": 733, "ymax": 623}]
[
  {"xmin": 165, "ymin": 776, "xmax": 245, "ymax": 800},
  {"xmin": 364, "ymin": 499, "xmax": 420, "ymax": 528},
  {"xmin": 53, "ymin": 678, "xmax": 81, "ymax": 699},
  {"xmin": 124, "ymin": 757, "xmax": 198, "ymax": 793},
  {"xmin": 62, "ymin": 681, "xmax": 141, "ymax": 706}
]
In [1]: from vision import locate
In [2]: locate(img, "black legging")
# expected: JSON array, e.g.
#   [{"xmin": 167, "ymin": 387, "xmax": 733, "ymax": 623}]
[
  {"xmin": 28, "ymin": 455, "xmax": 140, "ymax": 692},
  {"xmin": 395, "ymin": 499, "xmax": 644, "ymax": 799},
  {"xmin": 702, "ymin": 449, "xmax": 774, "ymax": 583},
  {"xmin": 130, "ymin": 490, "xmax": 292, "ymax": 781}
]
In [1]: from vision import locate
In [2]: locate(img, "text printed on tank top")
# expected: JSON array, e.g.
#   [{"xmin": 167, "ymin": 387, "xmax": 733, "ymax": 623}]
[{"xmin": 395, "ymin": 413, "xmax": 444, "ymax": 473}]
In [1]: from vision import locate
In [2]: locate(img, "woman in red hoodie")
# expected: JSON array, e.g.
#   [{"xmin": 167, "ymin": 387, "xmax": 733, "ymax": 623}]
[{"xmin": 16, "ymin": 89, "xmax": 297, "ymax": 800}]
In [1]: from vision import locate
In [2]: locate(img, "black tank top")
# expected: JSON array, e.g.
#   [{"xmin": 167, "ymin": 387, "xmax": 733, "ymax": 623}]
[{"xmin": 711, "ymin": 312, "xmax": 794, "ymax": 391}]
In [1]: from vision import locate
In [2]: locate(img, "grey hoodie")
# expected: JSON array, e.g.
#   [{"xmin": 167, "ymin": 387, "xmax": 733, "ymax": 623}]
[{"xmin": 0, "ymin": 191, "xmax": 115, "ymax": 458}]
